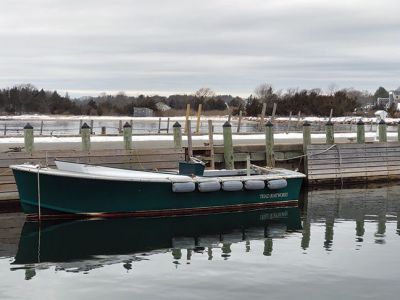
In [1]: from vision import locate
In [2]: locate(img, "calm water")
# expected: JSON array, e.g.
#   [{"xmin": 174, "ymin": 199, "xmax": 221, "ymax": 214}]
[{"xmin": 1, "ymin": 185, "xmax": 400, "ymax": 299}]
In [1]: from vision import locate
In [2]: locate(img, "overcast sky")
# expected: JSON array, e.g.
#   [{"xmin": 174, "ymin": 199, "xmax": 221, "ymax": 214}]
[{"xmin": 1, "ymin": 0, "xmax": 399, "ymax": 97}]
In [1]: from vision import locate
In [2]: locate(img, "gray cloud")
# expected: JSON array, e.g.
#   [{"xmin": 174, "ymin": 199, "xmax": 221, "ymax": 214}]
[{"xmin": 1, "ymin": 0, "xmax": 399, "ymax": 97}]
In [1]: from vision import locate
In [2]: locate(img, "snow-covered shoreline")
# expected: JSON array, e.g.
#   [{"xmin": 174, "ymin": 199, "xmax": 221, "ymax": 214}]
[{"xmin": 1, "ymin": 114, "xmax": 399, "ymax": 124}]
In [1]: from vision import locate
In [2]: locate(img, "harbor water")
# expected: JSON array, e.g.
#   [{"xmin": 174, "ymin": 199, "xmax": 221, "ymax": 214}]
[{"xmin": 0, "ymin": 184, "xmax": 400, "ymax": 299}]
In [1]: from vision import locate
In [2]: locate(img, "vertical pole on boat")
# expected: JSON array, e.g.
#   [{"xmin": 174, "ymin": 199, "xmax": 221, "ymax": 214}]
[
  {"xmin": 187, "ymin": 120, "xmax": 193, "ymax": 160},
  {"xmin": 357, "ymin": 119, "xmax": 365, "ymax": 144},
  {"xmin": 173, "ymin": 122, "xmax": 182, "ymax": 149},
  {"xmin": 265, "ymin": 121, "xmax": 275, "ymax": 167},
  {"xmin": 123, "ymin": 122, "xmax": 132, "ymax": 150},
  {"xmin": 302, "ymin": 121, "xmax": 311, "ymax": 175},
  {"xmin": 325, "ymin": 121, "xmax": 334, "ymax": 145},
  {"xmin": 378, "ymin": 119, "xmax": 387, "ymax": 143},
  {"xmin": 208, "ymin": 120, "xmax": 215, "ymax": 169},
  {"xmin": 223, "ymin": 121, "xmax": 234, "ymax": 169},
  {"xmin": 237, "ymin": 110, "xmax": 242, "ymax": 133},
  {"xmin": 184, "ymin": 104, "xmax": 190, "ymax": 134},
  {"xmin": 196, "ymin": 104, "xmax": 202, "ymax": 133},
  {"xmin": 24, "ymin": 123, "xmax": 34, "ymax": 154},
  {"xmin": 81, "ymin": 122, "xmax": 91, "ymax": 151}
]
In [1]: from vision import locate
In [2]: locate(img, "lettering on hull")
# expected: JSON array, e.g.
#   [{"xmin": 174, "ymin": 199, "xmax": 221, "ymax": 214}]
[{"xmin": 259, "ymin": 192, "xmax": 288, "ymax": 199}]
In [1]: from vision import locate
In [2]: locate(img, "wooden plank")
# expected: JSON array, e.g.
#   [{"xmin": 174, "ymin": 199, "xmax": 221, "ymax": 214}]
[
  {"xmin": 308, "ymin": 160, "xmax": 400, "ymax": 170},
  {"xmin": 0, "ymin": 148, "xmax": 184, "ymax": 160}
]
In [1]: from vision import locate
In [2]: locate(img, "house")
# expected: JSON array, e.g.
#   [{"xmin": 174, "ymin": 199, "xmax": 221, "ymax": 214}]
[{"xmin": 377, "ymin": 89, "xmax": 400, "ymax": 110}]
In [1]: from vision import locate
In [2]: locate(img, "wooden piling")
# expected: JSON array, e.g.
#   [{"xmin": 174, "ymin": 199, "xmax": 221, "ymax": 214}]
[
  {"xmin": 184, "ymin": 104, "xmax": 190, "ymax": 134},
  {"xmin": 208, "ymin": 120, "xmax": 215, "ymax": 169},
  {"xmin": 23, "ymin": 123, "xmax": 34, "ymax": 154},
  {"xmin": 90, "ymin": 120, "xmax": 94, "ymax": 134},
  {"xmin": 271, "ymin": 103, "xmax": 277, "ymax": 123},
  {"xmin": 101, "ymin": 126, "xmax": 106, "ymax": 135},
  {"xmin": 166, "ymin": 117, "xmax": 170, "ymax": 134},
  {"xmin": 237, "ymin": 110, "xmax": 242, "ymax": 133},
  {"xmin": 265, "ymin": 121, "xmax": 275, "ymax": 167},
  {"xmin": 173, "ymin": 122, "xmax": 182, "ymax": 149},
  {"xmin": 286, "ymin": 111, "xmax": 292, "ymax": 133},
  {"xmin": 40, "ymin": 120, "xmax": 44, "ymax": 135},
  {"xmin": 378, "ymin": 119, "xmax": 387, "ymax": 143},
  {"xmin": 398, "ymin": 122, "xmax": 400, "ymax": 142},
  {"xmin": 223, "ymin": 121, "xmax": 234, "ymax": 169},
  {"xmin": 357, "ymin": 119, "xmax": 365, "ymax": 144},
  {"xmin": 123, "ymin": 122, "xmax": 132, "ymax": 150},
  {"xmin": 3, "ymin": 124, "xmax": 6, "ymax": 136},
  {"xmin": 158, "ymin": 117, "xmax": 162, "ymax": 134},
  {"xmin": 196, "ymin": 104, "xmax": 202, "ymax": 133},
  {"xmin": 260, "ymin": 103, "xmax": 267, "ymax": 129},
  {"xmin": 297, "ymin": 111, "xmax": 301, "ymax": 128},
  {"xmin": 81, "ymin": 122, "xmax": 91, "ymax": 151},
  {"xmin": 79, "ymin": 119, "xmax": 83, "ymax": 134},
  {"xmin": 118, "ymin": 120, "xmax": 123, "ymax": 134},
  {"xmin": 303, "ymin": 121, "xmax": 311, "ymax": 175},
  {"xmin": 187, "ymin": 120, "xmax": 193, "ymax": 159},
  {"xmin": 325, "ymin": 121, "xmax": 334, "ymax": 144}
]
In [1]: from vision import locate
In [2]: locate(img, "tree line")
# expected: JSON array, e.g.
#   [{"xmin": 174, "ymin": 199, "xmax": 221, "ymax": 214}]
[{"xmin": 0, "ymin": 83, "xmax": 393, "ymax": 117}]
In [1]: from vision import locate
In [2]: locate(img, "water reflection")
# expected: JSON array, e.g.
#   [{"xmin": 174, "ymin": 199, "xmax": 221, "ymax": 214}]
[
  {"xmin": 10, "ymin": 207, "xmax": 301, "ymax": 278},
  {"xmin": 4, "ymin": 183, "xmax": 400, "ymax": 282},
  {"xmin": 304, "ymin": 184, "xmax": 400, "ymax": 251}
]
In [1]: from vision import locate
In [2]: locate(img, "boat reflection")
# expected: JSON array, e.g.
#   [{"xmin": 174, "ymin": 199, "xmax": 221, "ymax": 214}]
[{"xmin": 11, "ymin": 207, "xmax": 302, "ymax": 277}]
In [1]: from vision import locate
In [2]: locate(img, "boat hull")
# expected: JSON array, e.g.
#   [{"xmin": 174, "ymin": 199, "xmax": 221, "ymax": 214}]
[{"xmin": 12, "ymin": 168, "xmax": 303, "ymax": 219}]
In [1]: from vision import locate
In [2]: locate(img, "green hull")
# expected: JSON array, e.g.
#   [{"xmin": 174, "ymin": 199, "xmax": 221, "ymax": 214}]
[{"xmin": 12, "ymin": 169, "xmax": 303, "ymax": 217}]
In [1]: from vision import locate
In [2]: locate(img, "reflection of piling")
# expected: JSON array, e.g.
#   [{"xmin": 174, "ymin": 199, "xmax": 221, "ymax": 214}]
[
  {"xmin": 246, "ymin": 240, "xmax": 250, "ymax": 252},
  {"xmin": 25, "ymin": 268, "xmax": 36, "ymax": 280},
  {"xmin": 221, "ymin": 243, "xmax": 232, "ymax": 259},
  {"xmin": 207, "ymin": 247, "xmax": 213, "ymax": 260},
  {"xmin": 187, "ymin": 249, "xmax": 192, "ymax": 261},
  {"xmin": 23, "ymin": 123, "xmax": 34, "ymax": 154},
  {"xmin": 223, "ymin": 122, "xmax": 234, "ymax": 169},
  {"xmin": 375, "ymin": 213, "xmax": 386, "ymax": 244},
  {"xmin": 172, "ymin": 248, "xmax": 182, "ymax": 260},
  {"xmin": 81, "ymin": 122, "xmax": 91, "ymax": 151},
  {"xmin": 324, "ymin": 217, "xmax": 334, "ymax": 250},
  {"xmin": 356, "ymin": 219, "xmax": 365, "ymax": 240},
  {"xmin": 263, "ymin": 238, "xmax": 273, "ymax": 256},
  {"xmin": 301, "ymin": 219, "xmax": 311, "ymax": 250}
]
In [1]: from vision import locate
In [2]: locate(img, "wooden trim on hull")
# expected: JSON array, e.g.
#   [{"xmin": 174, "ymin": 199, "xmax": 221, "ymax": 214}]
[{"xmin": 26, "ymin": 200, "xmax": 299, "ymax": 221}]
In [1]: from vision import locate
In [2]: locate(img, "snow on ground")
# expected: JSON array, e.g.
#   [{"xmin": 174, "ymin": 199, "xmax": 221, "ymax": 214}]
[
  {"xmin": 0, "ymin": 132, "xmax": 390, "ymax": 145},
  {"xmin": 2, "ymin": 114, "xmax": 400, "ymax": 124}
]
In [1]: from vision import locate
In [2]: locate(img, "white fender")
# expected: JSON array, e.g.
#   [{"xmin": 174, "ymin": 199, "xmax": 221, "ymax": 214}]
[
  {"xmin": 267, "ymin": 179, "xmax": 287, "ymax": 190},
  {"xmin": 222, "ymin": 181, "xmax": 243, "ymax": 191},
  {"xmin": 198, "ymin": 181, "xmax": 221, "ymax": 192},
  {"xmin": 244, "ymin": 180, "xmax": 265, "ymax": 190},
  {"xmin": 172, "ymin": 182, "xmax": 195, "ymax": 192}
]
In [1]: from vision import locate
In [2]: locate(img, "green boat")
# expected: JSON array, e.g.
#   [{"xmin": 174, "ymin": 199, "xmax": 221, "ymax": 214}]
[{"xmin": 10, "ymin": 161, "xmax": 305, "ymax": 220}]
